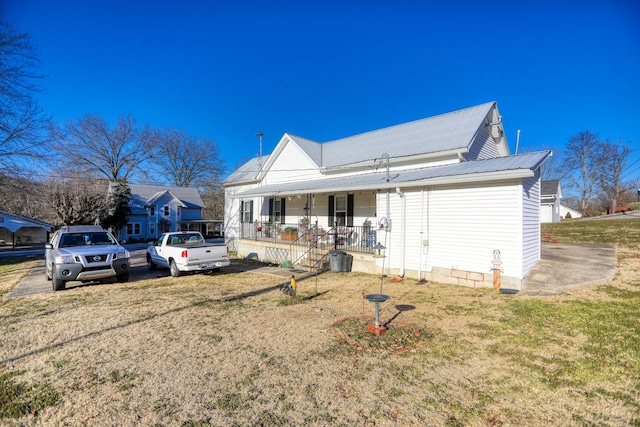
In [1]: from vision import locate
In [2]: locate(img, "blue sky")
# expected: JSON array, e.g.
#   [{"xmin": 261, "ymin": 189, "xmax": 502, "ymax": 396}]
[{"xmin": 4, "ymin": 0, "xmax": 640, "ymax": 182}]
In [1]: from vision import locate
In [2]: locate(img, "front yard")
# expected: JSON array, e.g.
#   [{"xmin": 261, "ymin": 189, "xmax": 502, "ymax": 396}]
[{"xmin": 0, "ymin": 220, "xmax": 639, "ymax": 426}]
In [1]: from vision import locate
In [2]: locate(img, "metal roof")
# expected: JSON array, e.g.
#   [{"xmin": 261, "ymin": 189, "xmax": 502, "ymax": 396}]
[
  {"xmin": 223, "ymin": 102, "xmax": 500, "ymax": 186},
  {"xmin": 288, "ymin": 134, "xmax": 322, "ymax": 165},
  {"xmin": 231, "ymin": 151, "xmax": 551, "ymax": 198},
  {"xmin": 541, "ymin": 179, "xmax": 560, "ymax": 196},
  {"xmin": 124, "ymin": 184, "xmax": 204, "ymax": 213},
  {"xmin": 0, "ymin": 209, "xmax": 53, "ymax": 232},
  {"xmin": 222, "ymin": 157, "xmax": 261, "ymax": 185},
  {"xmin": 318, "ymin": 102, "xmax": 496, "ymax": 168}
]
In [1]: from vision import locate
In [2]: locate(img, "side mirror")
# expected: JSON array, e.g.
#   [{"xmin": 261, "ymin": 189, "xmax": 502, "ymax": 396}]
[{"xmin": 44, "ymin": 243, "xmax": 53, "ymax": 250}]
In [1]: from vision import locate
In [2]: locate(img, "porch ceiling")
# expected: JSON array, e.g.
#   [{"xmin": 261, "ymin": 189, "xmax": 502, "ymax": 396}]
[{"xmin": 230, "ymin": 151, "xmax": 551, "ymax": 198}]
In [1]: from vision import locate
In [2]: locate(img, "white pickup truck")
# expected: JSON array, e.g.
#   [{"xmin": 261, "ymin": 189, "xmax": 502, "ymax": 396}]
[{"xmin": 146, "ymin": 231, "xmax": 230, "ymax": 277}]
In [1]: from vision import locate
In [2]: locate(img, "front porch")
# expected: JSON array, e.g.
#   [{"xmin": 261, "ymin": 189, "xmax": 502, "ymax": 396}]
[
  {"xmin": 236, "ymin": 221, "xmax": 379, "ymax": 269},
  {"xmin": 240, "ymin": 222, "xmax": 378, "ymax": 253},
  {"xmin": 236, "ymin": 237, "xmax": 381, "ymax": 275}
]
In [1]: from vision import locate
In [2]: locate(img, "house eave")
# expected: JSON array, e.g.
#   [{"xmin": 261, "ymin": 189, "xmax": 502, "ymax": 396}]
[{"xmin": 230, "ymin": 168, "xmax": 535, "ymax": 198}]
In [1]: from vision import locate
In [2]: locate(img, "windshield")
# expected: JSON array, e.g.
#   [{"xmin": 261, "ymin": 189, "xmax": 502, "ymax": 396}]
[{"xmin": 59, "ymin": 232, "xmax": 117, "ymax": 248}]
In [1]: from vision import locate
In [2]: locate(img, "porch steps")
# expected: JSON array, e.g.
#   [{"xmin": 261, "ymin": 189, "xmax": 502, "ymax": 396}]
[{"xmin": 298, "ymin": 246, "xmax": 330, "ymax": 272}]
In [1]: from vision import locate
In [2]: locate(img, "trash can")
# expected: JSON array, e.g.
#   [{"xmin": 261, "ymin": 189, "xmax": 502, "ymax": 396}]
[
  {"xmin": 330, "ymin": 250, "xmax": 353, "ymax": 272},
  {"xmin": 344, "ymin": 253, "xmax": 353, "ymax": 272}
]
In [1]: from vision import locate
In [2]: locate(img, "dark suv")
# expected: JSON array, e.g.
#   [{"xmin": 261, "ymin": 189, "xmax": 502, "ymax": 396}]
[{"xmin": 45, "ymin": 225, "xmax": 130, "ymax": 291}]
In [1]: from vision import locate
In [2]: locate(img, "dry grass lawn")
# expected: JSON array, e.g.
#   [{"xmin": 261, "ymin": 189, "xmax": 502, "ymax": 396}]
[{"xmin": 1, "ymin": 220, "xmax": 639, "ymax": 426}]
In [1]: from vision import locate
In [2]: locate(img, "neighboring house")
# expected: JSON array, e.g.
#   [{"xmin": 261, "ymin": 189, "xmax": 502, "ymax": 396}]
[
  {"xmin": 109, "ymin": 183, "xmax": 218, "ymax": 242},
  {"xmin": 559, "ymin": 204, "xmax": 582, "ymax": 219},
  {"xmin": 223, "ymin": 101, "xmax": 551, "ymax": 290},
  {"xmin": 0, "ymin": 209, "xmax": 53, "ymax": 247},
  {"xmin": 540, "ymin": 180, "xmax": 563, "ymax": 223}
]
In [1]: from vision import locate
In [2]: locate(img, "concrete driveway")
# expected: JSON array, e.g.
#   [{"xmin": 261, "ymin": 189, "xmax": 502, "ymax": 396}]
[{"xmin": 520, "ymin": 241, "xmax": 617, "ymax": 295}]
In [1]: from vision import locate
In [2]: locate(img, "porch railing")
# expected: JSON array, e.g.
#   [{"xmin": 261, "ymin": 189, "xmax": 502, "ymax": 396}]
[{"xmin": 240, "ymin": 222, "xmax": 378, "ymax": 255}]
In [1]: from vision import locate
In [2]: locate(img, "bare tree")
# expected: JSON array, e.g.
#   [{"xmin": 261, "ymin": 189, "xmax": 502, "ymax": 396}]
[
  {"xmin": 561, "ymin": 131, "xmax": 602, "ymax": 215},
  {"xmin": 0, "ymin": 19, "xmax": 50, "ymax": 174},
  {"xmin": 536, "ymin": 145, "xmax": 564, "ymax": 181},
  {"xmin": 45, "ymin": 177, "xmax": 109, "ymax": 226},
  {"xmin": 201, "ymin": 180, "xmax": 225, "ymax": 220},
  {"xmin": 151, "ymin": 128, "xmax": 225, "ymax": 187},
  {"xmin": 596, "ymin": 140, "xmax": 633, "ymax": 214},
  {"xmin": 50, "ymin": 114, "xmax": 158, "ymax": 182},
  {"xmin": 0, "ymin": 173, "xmax": 49, "ymax": 220}
]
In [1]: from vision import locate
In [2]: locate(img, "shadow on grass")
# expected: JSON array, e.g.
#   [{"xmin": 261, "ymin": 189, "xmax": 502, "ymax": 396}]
[
  {"xmin": 0, "ymin": 278, "xmax": 296, "ymax": 365},
  {"xmin": 382, "ymin": 304, "xmax": 416, "ymax": 328}
]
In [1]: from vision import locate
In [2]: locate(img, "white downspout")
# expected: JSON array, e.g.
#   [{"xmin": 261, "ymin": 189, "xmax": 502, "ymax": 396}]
[
  {"xmin": 395, "ymin": 187, "xmax": 405, "ymax": 279},
  {"xmin": 418, "ymin": 189, "xmax": 424, "ymax": 281}
]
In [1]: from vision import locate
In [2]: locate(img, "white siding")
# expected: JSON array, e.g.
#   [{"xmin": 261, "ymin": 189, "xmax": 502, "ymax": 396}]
[
  {"xmin": 307, "ymin": 192, "xmax": 377, "ymax": 231},
  {"xmin": 264, "ymin": 139, "xmax": 323, "ymax": 184},
  {"xmin": 353, "ymin": 191, "xmax": 377, "ymax": 226},
  {"xmin": 425, "ymin": 181, "xmax": 523, "ymax": 278},
  {"xmin": 402, "ymin": 190, "xmax": 426, "ymax": 272},
  {"xmin": 522, "ymin": 173, "xmax": 541, "ymax": 277},
  {"xmin": 224, "ymin": 183, "xmax": 261, "ymax": 246},
  {"xmin": 540, "ymin": 204, "xmax": 553, "ymax": 223},
  {"xmin": 467, "ymin": 124, "xmax": 500, "ymax": 160}
]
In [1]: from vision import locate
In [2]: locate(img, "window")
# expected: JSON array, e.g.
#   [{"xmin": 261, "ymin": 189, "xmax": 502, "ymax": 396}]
[
  {"xmin": 335, "ymin": 196, "xmax": 347, "ymax": 226},
  {"xmin": 163, "ymin": 206, "xmax": 170, "ymax": 216},
  {"xmin": 274, "ymin": 199, "xmax": 282, "ymax": 223},
  {"xmin": 126, "ymin": 223, "xmax": 141, "ymax": 235},
  {"xmin": 241, "ymin": 200, "xmax": 253, "ymax": 223},
  {"xmin": 328, "ymin": 194, "xmax": 354, "ymax": 227},
  {"xmin": 149, "ymin": 222, "xmax": 156, "ymax": 236},
  {"xmin": 149, "ymin": 206, "xmax": 155, "ymax": 216},
  {"xmin": 268, "ymin": 197, "xmax": 285, "ymax": 224}
]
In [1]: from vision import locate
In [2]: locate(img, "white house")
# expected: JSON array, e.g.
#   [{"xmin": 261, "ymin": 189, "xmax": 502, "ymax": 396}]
[
  {"xmin": 540, "ymin": 180, "xmax": 563, "ymax": 223},
  {"xmin": 223, "ymin": 102, "xmax": 550, "ymax": 290},
  {"xmin": 559, "ymin": 204, "xmax": 582, "ymax": 219},
  {"xmin": 109, "ymin": 183, "xmax": 219, "ymax": 242}
]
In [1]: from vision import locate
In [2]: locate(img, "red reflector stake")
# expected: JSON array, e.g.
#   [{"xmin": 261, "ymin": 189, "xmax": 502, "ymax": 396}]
[{"xmin": 181, "ymin": 250, "xmax": 188, "ymax": 258}]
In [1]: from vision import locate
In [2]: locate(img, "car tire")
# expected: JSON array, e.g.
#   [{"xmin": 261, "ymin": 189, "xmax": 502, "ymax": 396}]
[
  {"xmin": 117, "ymin": 272, "xmax": 129, "ymax": 283},
  {"xmin": 147, "ymin": 255, "xmax": 157, "ymax": 270},
  {"xmin": 170, "ymin": 260, "xmax": 181, "ymax": 277},
  {"xmin": 52, "ymin": 277, "xmax": 66, "ymax": 291}
]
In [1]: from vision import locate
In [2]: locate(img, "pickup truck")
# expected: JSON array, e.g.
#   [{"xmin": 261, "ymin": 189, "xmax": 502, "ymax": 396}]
[
  {"xmin": 146, "ymin": 231, "xmax": 230, "ymax": 277},
  {"xmin": 45, "ymin": 225, "xmax": 131, "ymax": 291}
]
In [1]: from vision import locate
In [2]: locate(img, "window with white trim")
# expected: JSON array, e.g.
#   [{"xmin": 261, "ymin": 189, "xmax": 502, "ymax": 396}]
[
  {"xmin": 163, "ymin": 205, "xmax": 170, "ymax": 216},
  {"xmin": 127, "ymin": 223, "xmax": 141, "ymax": 235},
  {"xmin": 335, "ymin": 195, "xmax": 347, "ymax": 226},
  {"xmin": 241, "ymin": 200, "xmax": 253, "ymax": 223}
]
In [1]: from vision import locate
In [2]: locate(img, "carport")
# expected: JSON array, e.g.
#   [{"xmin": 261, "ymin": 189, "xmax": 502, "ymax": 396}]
[{"xmin": 0, "ymin": 209, "xmax": 53, "ymax": 248}]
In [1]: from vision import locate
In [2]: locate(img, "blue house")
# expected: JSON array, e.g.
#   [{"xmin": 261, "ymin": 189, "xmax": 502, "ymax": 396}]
[{"xmin": 109, "ymin": 183, "xmax": 218, "ymax": 242}]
